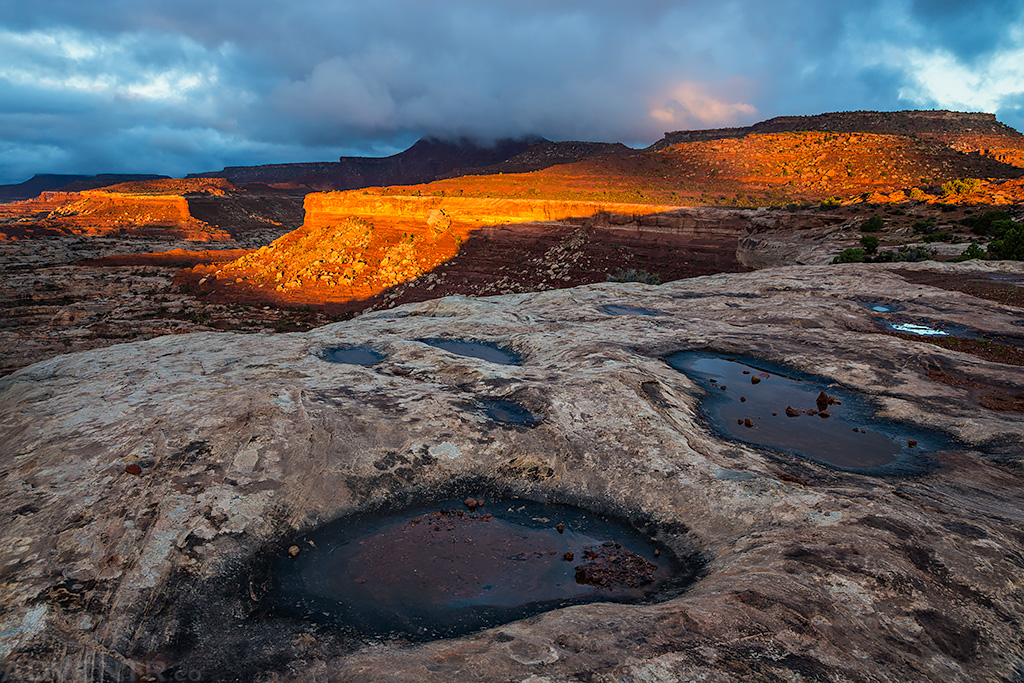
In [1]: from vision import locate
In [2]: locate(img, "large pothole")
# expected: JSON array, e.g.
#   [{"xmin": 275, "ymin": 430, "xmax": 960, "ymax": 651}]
[
  {"xmin": 667, "ymin": 351, "xmax": 951, "ymax": 473},
  {"xmin": 259, "ymin": 496, "xmax": 696, "ymax": 641}
]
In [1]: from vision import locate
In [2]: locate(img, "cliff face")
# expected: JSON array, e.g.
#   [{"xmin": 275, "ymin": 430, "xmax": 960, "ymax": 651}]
[
  {"xmin": 0, "ymin": 178, "xmax": 304, "ymax": 242},
  {"xmin": 652, "ymin": 110, "xmax": 1024, "ymax": 148},
  {"xmin": 182, "ymin": 192, "xmax": 753, "ymax": 308}
]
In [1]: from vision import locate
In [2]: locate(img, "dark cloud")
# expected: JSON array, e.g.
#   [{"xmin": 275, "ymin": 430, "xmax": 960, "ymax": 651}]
[{"xmin": 0, "ymin": 1, "xmax": 1021, "ymax": 183}]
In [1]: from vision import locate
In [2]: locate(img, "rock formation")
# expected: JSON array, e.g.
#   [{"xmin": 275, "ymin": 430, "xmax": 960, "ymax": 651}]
[{"xmin": 1, "ymin": 260, "xmax": 1022, "ymax": 682}]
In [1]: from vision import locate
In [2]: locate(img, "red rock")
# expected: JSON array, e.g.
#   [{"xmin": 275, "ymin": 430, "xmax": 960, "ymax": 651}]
[
  {"xmin": 785, "ymin": 406, "xmax": 801, "ymax": 417},
  {"xmin": 751, "ymin": 376, "xmax": 761, "ymax": 384},
  {"xmin": 743, "ymin": 418, "xmax": 755, "ymax": 429},
  {"xmin": 563, "ymin": 552, "xmax": 574, "ymax": 562},
  {"xmin": 818, "ymin": 410, "xmax": 830, "ymax": 418},
  {"xmin": 124, "ymin": 463, "xmax": 142, "ymax": 476}
]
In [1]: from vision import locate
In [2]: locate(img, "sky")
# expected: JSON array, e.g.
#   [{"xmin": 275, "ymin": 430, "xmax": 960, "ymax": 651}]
[{"xmin": 1, "ymin": 0, "xmax": 1023, "ymax": 184}]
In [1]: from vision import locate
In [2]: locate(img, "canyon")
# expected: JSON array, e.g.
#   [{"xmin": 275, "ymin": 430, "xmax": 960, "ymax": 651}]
[{"xmin": 0, "ymin": 110, "xmax": 1023, "ymax": 682}]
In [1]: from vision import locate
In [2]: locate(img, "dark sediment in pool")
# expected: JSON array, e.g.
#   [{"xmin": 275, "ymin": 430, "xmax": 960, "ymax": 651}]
[
  {"xmin": 261, "ymin": 498, "xmax": 686, "ymax": 640},
  {"xmin": 478, "ymin": 400, "xmax": 542, "ymax": 427},
  {"xmin": 322, "ymin": 345, "xmax": 386, "ymax": 366},
  {"xmin": 420, "ymin": 339, "xmax": 522, "ymax": 365},
  {"xmin": 666, "ymin": 352, "xmax": 947, "ymax": 473},
  {"xmin": 602, "ymin": 305, "xmax": 662, "ymax": 317}
]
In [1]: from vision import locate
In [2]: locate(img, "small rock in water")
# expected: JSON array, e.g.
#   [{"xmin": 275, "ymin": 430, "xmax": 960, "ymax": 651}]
[
  {"xmin": 785, "ymin": 406, "xmax": 801, "ymax": 417},
  {"xmin": 124, "ymin": 463, "xmax": 142, "ymax": 476},
  {"xmin": 288, "ymin": 545, "xmax": 300, "ymax": 558},
  {"xmin": 816, "ymin": 391, "xmax": 830, "ymax": 412},
  {"xmin": 743, "ymin": 418, "xmax": 756, "ymax": 429},
  {"xmin": 751, "ymin": 376, "xmax": 761, "ymax": 385},
  {"xmin": 563, "ymin": 552, "xmax": 574, "ymax": 562},
  {"xmin": 819, "ymin": 410, "xmax": 831, "ymax": 419},
  {"xmin": 556, "ymin": 523, "xmax": 564, "ymax": 534},
  {"xmin": 908, "ymin": 439, "xmax": 917, "ymax": 448},
  {"xmin": 464, "ymin": 497, "xmax": 479, "ymax": 510},
  {"xmin": 740, "ymin": 396, "xmax": 746, "ymax": 402}
]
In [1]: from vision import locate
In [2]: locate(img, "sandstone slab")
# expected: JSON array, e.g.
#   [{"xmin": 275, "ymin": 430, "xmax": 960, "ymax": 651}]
[{"xmin": 1, "ymin": 262, "xmax": 1023, "ymax": 682}]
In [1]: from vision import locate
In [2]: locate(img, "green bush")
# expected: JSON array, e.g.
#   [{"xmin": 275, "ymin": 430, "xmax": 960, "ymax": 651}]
[
  {"xmin": 951, "ymin": 242, "xmax": 986, "ymax": 262},
  {"xmin": 860, "ymin": 234, "xmax": 880, "ymax": 254},
  {"xmin": 819, "ymin": 197, "xmax": 842, "ymax": 209},
  {"xmin": 987, "ymin": 224, "xmax": 1024, "ymax": 260},
  {"xmin": 860, "ymin": 215, "xmax": 884, "ymax": 232},
  {"xmin": 941, "ymin": 178, "xmax": 981, "ymax": 195},
  {"xmin": 921, "ymin": 231, "xmax": 959, "ymax": 243},
  {"xmin": 606, "ymin": 268, "xmax": 661, "ymax": 285},
  {"xmin": 962, "ymin": 210, "xmax": 1012, "ymax": 236},
  {"xmin": 832, "ymin": 248, "xmax": 866, "ymax": 264}
]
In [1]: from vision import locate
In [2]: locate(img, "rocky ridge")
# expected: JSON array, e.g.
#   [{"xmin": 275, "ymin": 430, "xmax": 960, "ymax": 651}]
[{"xmin": 0, "ymin": 260, "xmax": 1022, "ymax": 682}]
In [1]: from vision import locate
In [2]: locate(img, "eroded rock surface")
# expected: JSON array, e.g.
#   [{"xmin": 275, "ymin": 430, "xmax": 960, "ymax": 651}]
[{"xmin": 1, "ymin": 261, "xmax": 1023, "ymax": 682}]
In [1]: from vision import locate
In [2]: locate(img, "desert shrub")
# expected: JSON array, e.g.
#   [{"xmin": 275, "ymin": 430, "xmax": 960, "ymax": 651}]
[
  {"xmin": 835, "ymin": 245, "xmax": 935, "ymax": 265},
  {"xmin": 819, "ymin": 197, "xmax": 842, "ymax": 209},
  {"xmin": 921, "ymin": 231, "xmax": 959, "ymax": 243},
  {"xmin": 909, "ymin": 188, "xmax": 926, "ymax": 201},
  {"xmin": 912, "ymin": 219, "xmax": 937, "ymax": 234},
  {"xmin": 860, "ymin": 234, "xmax": 880, "ymax": 254},
  {"xmin": 987, "ymin": 224, "xmax": 1024, "ymax": 260},
  {"xmin": 860, "ymin": 215, "xmax": 884, "ymax": 232},
  {"xmin": 832, "ymin": 248, "xmax": 865, "ymax": 264},
  {"xmin": 962, "ymin": 210, "xmax": 1012, "ymax": 236},
  {"xmin": 951, "ymin": 242, "xmax": 987, "ymax": 262},
  {"xmin": 941, "ymin": 178, "xmax": 981, "ymax": 196},
  {"xmin": 606, "ymin": 268, "xmax": 661, "ymax": 285},
  {"xmin": 894, "ymin": 245, "xmax": 936, "ymax": 262}
]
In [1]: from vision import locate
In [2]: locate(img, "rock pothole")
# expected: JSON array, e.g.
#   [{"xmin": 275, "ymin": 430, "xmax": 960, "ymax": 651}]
[
  {"xmin": 666, "ymin": 351, "xmax": 951, "ymax": 473},
  {"xmin": 258, "ymin": 495, "xmax": 697, "ymax": 641}
]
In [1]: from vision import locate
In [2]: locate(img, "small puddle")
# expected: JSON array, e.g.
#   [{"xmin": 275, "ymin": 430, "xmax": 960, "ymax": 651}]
[
  {"xmin": 263, "ymin": 498, "xmax": 684, "ymax": 640},
  {"xmin": 666, "ymin": 352, "xmax": 942, "ymax": 472},
  {"xmin": 853, "ymin": 299, "xmax": 903, "ymax": 313},
  {"xmin": 321, "ymin": 345, "xmax": 386, "ymax": 366},
  {"xmin": 478, "ymin": 400, "xmax": 542, "ymax": 427},
  {"xmin": 878, "ymin": 319, "xmax": 980, "ymax": 338},
  {"xmin": 420, "ymin": 339, "xmax": 521, "ymax": 365},
  {"xmin": 602, "ymin": 305, "xmax": 662, "ymax": 317}
]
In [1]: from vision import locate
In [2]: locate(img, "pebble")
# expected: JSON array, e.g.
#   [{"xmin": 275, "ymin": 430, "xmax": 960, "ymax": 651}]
[
  {"xmin": 288, "ymin": 545, "xmax": 300, "ymax": 558},
  {"xmin": 124, "ymin": 463, "xmax": 142, "ymax": 476}
]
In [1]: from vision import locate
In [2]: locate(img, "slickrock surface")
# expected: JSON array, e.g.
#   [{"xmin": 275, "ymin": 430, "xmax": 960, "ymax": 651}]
[{"xmin": 1, "ymin": 261, "xmax": 1023, "ymax": 682}]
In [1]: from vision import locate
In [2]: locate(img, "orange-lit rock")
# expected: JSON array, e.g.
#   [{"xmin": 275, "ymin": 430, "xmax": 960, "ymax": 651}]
[{"xmin": 184, "ymin": 193, "xmax": 689, "ymax": 307}]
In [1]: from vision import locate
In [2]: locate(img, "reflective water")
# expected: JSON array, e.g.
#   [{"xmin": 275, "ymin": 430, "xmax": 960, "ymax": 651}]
[
  {"xmin": 420, "ymin": 339, "xmax": 522, "ymax": 365},
  {"xmin": 666, "ymin": 352, "xmax": 933, "ymax": 471},
  {"xmin": 602, "ymin": 305, "xmax": 662, "ymax": 317},
  {"xmin": 322, "ymin": 345, "xmax": 386, "ymax": 366},
  {"xmin": 265, "ymin": 499, "xmax": 680, "ymax": 640},
  {"xmin": 479, "ymin": 400, "xmax": 542, "ymax": 427}
]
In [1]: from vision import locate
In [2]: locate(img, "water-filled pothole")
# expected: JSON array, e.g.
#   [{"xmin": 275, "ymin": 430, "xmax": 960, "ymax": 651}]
[
  {"xmin": 602, "ymin": 304, "xmax": 662, "ymax": 317},
  {"xmin": 478, "ymin": 399, "xmax": 542, "ymax": 427},
  {"xmin": 853, "ymin": 299, "xmax": 903, "ymax": 313},
  {"xmin": 262, "ymin": 497, "xmax": 687, "ymax": 640},
  {"xmin": 666, "ymin": 352, "xmax": 945, "ymax": 472},
  {"xmin": 877, "ymin": 319, "xmax": 980, "ymax": 338},
  {"xmin": 322, "ymin": 345, "xmax": 386, "ymax": 366},
  {"xmin": 420, "ymin": 339, "xmax": 521, "ymax": 365}
]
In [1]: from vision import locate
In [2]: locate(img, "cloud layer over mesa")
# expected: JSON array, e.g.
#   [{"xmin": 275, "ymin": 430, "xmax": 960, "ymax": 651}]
[{"xmin": 1, "ymin": 0, "xmax": 1022, "ymax": 183}]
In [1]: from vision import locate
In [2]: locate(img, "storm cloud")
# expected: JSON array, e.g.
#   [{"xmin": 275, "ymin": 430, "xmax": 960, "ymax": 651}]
[{"xmin": 1, "ymin": 0, "xmax": 1022, "ymax": 183}]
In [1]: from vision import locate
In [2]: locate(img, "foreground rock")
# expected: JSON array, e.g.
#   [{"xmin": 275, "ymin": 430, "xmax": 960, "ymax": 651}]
[{"xmin": 1, "ymin": 261, "xmax": 1023, "ymax": 682}]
